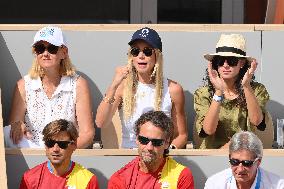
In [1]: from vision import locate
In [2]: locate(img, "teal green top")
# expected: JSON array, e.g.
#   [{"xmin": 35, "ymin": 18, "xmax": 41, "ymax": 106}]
[{"xmin": 194, "ymin": 82, "xmax": 269, "ymax": 149}]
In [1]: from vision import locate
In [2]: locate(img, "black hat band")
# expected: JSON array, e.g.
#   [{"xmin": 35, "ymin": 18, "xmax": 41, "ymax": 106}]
[{"xmin": 216, "ymin": 46, "xmax": 246, "ymax": 56}]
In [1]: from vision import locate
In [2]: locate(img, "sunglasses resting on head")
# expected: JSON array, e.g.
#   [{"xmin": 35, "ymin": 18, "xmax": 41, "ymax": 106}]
[
  {"xmin": 45, "ymin": 139, "xmax": 74, "ymax": 149},
  {"xmin": 130, "ymin": 47, "xmax": 154, "ymax": 57},
  {"xmin": 212, "ymin": 56, "xmax": 242, "ymax": 67},
  {"xmin": 138, "ymin": 135, "xmax": 164, "ymax": 147},
  {"xmin": 33, "ymin": 43, "xmax": 61, "ymax": 55}
]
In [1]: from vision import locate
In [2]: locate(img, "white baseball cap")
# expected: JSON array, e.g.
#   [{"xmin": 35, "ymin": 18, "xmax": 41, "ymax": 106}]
[{"xmin": 32, "ymin": 26, "xmax": 67, "ymax": 47}]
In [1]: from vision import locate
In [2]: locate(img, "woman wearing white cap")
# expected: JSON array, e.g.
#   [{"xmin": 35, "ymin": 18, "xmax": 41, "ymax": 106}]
[
  {"xmin": 5, "ymin": 26, "xmax": 94, "ymax": 148},
  {"xmin": 96, "ymin": 27, "xmax": 188, "ymax": 149},
  {"xmin": 194, "ymin": 34, "xmax": 270, "ymax": 149}
]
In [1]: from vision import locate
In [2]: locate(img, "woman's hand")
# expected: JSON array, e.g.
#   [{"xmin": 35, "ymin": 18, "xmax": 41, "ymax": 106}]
[
  {"xmin": 111, "ymin": 66, "xmax": 131, "ymax": 90},
  {"xmin": 10, "ymin": 121, "xmax": 31, "ymax": 144},
  {"xmin": 208, "ymin": 62, "xmax": 223, "ymax": 92},
  {"xmin": 242, "ymin": 60, "xmax": 257, "ymax": 87}
]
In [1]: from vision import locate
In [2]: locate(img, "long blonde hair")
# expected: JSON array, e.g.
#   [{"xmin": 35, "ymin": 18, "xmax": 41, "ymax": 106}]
[
  {"xmin": 123, "ymin": 48, "xmax": 164, "ymax": 120},
  {"xmin": 29, "ymin": 47, "xmax": 76, "ymax": 79}
]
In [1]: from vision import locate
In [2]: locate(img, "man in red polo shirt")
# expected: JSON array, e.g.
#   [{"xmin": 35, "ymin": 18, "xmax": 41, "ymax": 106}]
[
  {"xmin": 20, "ymin": 119, "xmax": 99, "ymax": 189},
  {"xmin": 108, "ymin": 111, "xmax": 194, "ymax": 189}
]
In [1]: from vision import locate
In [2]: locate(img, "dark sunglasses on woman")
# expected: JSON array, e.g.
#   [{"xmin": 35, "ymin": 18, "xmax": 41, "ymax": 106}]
[
  {"xmin": 130, "ymin": 47, "xmax": 154, "ymax": 57},
  {"xmin": 33, "ymin": 43, "xmax": 60, "ymax": 55},
  {"xmin": 45, "ymin": 139, "xmax": 74, "ymax": 149},
  {"xmin": 138, "ymin": 135, "xmax": 164, "ymax": 147},
  {"xmin": 212, "ymin": 56, "xmax": 240, "ymax": 67},
  {"xmin": 229, "ymin": 158, "xmax": 259, "ymax": 167}
]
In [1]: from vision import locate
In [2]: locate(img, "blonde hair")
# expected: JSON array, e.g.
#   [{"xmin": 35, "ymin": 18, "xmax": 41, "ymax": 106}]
[
  {"xmin": 29, "ymin": 47, "xmax": 76, "ymax": 79},
  {"xmin": 123, "ymin": 48, "xmax": 164, "ymax": 120}
]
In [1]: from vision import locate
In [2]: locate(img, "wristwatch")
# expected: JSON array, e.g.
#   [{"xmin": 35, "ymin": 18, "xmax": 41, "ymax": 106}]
[{"xmin": 213, "ymin": 94, "xmax": 223, "ymax": 103}]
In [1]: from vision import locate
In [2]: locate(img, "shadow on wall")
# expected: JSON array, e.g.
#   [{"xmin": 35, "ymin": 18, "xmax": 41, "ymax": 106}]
[
  {"xmin": 77, "ymin": 71, "xmax": 103, "ymax": 142},
  {"xmin": 5, "ymin": 152, "xmax": 32, "ymax": 188},
  {"xmin": 174, "ymin": 156, "xmax": 207, "ymax": 189},
  {"xmin": 184, "ymin": 91, "xmax": 196, "ymax": 142},
  {"xmin": 267, "ymin": 100, "xmax": 284, "ymax": 141},
  {"xmin": 0, "ymin": 33, "xmax": 22, "ymax": 126},
  {"xmin": 88, "ymin": 168, "xmax": 108, "ymax": 189}
]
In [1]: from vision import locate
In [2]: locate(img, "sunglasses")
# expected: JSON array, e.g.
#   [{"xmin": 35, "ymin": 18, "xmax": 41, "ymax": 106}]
[
  {"xmin": 33, "ymin": 43, "xmax": 60, "ymax": 55},
  {"xmin": 212, "ymin": 56, "xmax": 240, "ymax": 67},
  {"xmin": 138, "ymin": 135, "xmax": 164, "ymax": 147},
  {"xmin": 130, "ymin": 47, "xmax": 154, "ymax": 57},
  {"xmin": 45, "ymin": 139, "xmax": 74, "ymax": 149},
  {"xmin": 229, "ymin": 158, "xmax": 259, "ymax": 167}
]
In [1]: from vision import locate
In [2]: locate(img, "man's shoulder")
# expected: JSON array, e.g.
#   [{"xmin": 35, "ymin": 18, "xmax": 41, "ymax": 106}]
[
  {"xmin": 108, "ymin": 157, "xmax": 139, "ymax": 187},
  {"xmin": 112, "ymin": 157, "xmax": 139, "ymax": 177},
  {"xmin": 70, "ymin": 162, "xmax": 94, "ymax": 178},
  {"xmin": 163, "ymin": 157, "xmax": 192, "ymax": 178},
  {"xmin": 208, "ymin": 168, "xmax": 231, "ymax": 178},
  {"xmin": 166, "ymin": 157, "xmax": 186, "ymax": 169},
  {"xmin": 205, "ymin": 168, "xmax": 231, "ymax": 185},
  {"xmin": 260, "ymin": 167, "xmax": 284, "ymax": 186},
  {"xmin": 23, "ymin": 162, "xmax": 47, "ymax": 177}
]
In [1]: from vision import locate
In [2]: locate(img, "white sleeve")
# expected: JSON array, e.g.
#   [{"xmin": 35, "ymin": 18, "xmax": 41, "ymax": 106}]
[
  {"xmin": 204, "ymin": 177, "xmax": 220, "ymax": 189},
  {"xmin": 276, "ymin": 179, "xmax": 284, "ymax": 189}
]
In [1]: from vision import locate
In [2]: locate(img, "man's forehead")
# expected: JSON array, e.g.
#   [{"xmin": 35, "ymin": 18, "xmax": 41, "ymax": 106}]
[
  {"xmin": 230, "ymin": 149, "xmax": 255, "ymax": 159},
  {"xmin": 50, "ymin": 131, "xmax": 71, "ymax": 140},
  {"xmin": 139, "ymin": 122, "xmax": 166, "ymax": 138}
]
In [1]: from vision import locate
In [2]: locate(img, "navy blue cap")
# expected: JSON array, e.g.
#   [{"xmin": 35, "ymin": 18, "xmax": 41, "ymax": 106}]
[{"xmin": 128, "ymin": 27, "xmax": 162, "ymax": 52}]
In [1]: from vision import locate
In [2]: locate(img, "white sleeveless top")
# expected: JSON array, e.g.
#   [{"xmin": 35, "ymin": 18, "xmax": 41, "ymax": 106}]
[
  {"xmin": 24, "ymin": 74, "xmax": 78, "ymax": 146},
  {"xmin": 119, "ymin": 78, "xmax": 172, "ymax": 148}
]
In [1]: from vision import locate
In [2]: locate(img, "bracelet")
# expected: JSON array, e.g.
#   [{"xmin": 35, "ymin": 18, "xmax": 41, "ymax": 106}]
[
  {"xmin": 169, "ymin": 144, "xmax": 177, "ymax": 149},
  {"xmin": 103, "ymin": 95, "xmax": 115, "ymax": 104}
]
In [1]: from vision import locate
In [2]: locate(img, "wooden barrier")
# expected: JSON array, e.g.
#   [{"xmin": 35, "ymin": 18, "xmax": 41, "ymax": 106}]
[
  {"xmin": 5, "ymin": 148, "xmax": 284, "ymax": 156},
  {"xmin": 0, "ymin": 90, "xmax": 7, "ymax": 189}
]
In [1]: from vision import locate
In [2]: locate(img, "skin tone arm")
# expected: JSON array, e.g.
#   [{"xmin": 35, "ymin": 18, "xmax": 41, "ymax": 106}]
[
  {"xmin": 169, "ymin": 80, "xmax": 188, "ymax": 148},
  {"xmin": 241, "ymin": 60, "xmax": 263, "ymax": 125},
  {"xmin": 202, "ymin": 63, "xmax": 224, "ymax": 135},
  {"xmin": 9, "ymin": 79, "xmax": 29, "ymax": 144},
  {"xmin": 203, "ymin": 60, "xmax": 263, "ymax": 136},
  {"xmin": 95, "ymin": 66, "xmax": 130, "ymax": 128},
  {"xmin": 75, "ymin": 77, "xmax": 95, "ymax": 148}
]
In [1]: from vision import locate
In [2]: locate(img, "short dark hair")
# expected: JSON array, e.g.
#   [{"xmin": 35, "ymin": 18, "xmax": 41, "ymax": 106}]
[
  {"xmin": 134, "ymin": 111, "xmax": 174, "ymax": 143},
  {"xmin": 42, "ymin": 119, "xmax": 78, "ymax": 142}
]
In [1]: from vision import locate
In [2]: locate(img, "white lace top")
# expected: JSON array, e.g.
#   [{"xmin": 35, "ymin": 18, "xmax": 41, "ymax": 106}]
[
  {"xmin": 24, "ymin": 74, "xmax": 78, "ymax": 146},
  {"xmin": 119, "ymin": 78, "xmax": 172, "ymax": 148}
]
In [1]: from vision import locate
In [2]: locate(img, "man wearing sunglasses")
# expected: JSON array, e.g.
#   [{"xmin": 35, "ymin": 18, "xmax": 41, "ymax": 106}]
[
  {"xmin": 205, "ymin": 131, "xmax": 284, "ymax": 188},
  {"xmin": 20, "ymin": 119, "xmax": 100, "ymax": 189},
  {"xmin": 108, "ymin": 111, "xmax": 194, "ymax": 189}
]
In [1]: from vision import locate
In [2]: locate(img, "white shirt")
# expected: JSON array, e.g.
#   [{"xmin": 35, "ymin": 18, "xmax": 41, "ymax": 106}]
[
  {"xmin": 24, "ymin": 74, "xmax": 78, "ymax": 146},
  {"xmin": 119, "ymin": 78, "xmax": 172, "ymax": 148},
  {"xmin": 204, "ymin": 167, "xmax": 284, "ymax": 189}
]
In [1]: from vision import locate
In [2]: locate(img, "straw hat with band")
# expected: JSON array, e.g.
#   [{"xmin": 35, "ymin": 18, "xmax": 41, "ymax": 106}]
[{"xmin": 204, "ymin": 34, "xmax": 254, "ymax": 63}]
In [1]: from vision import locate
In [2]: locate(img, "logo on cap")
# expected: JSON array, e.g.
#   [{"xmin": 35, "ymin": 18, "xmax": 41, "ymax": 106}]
[
  {"xmin": 139, "ymin": 28, "xmax": 149, "ymax": 38},
  {"xmin": 39, "ymin": 28, "xmax": 55, "ymax": 38}
]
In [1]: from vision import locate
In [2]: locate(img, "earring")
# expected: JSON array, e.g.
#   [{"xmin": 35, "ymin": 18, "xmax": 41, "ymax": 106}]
[{"xmin": 151, "ymin": 64, "xmax": 158, "ymax": 78}]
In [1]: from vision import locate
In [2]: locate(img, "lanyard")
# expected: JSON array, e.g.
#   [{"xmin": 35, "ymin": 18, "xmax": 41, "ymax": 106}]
[
  {"xmin": 255, "ymin": 169, "xmax": 261, "ymax": 189},
  {"xmin": 47, "ymin": 160, "xmax": 73, "ymax": 174}
]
